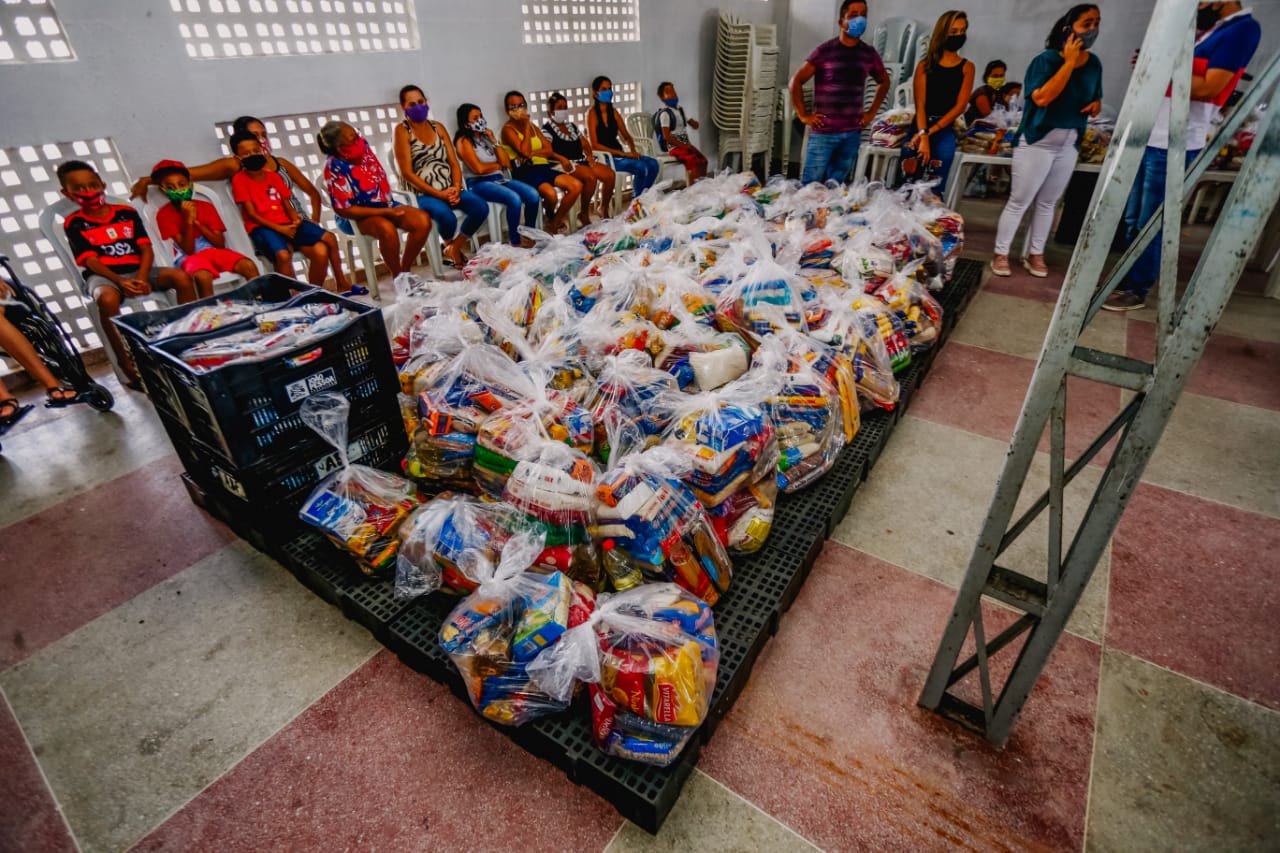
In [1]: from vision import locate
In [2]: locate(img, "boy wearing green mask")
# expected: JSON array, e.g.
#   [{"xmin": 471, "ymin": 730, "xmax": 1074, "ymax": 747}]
[{"xmin": 151, "ymin": 160, "xmax": 258, "ymax": 298}]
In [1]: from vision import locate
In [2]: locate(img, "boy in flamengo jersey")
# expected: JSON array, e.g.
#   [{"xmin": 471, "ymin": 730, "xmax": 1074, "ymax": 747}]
[
  {"xmin": 58, "ymin": 160, "xmax": 196, "ymax": 389},
  {"xmin": 150, "ymin": 159, "xmax": 258, "ymax": 298}
]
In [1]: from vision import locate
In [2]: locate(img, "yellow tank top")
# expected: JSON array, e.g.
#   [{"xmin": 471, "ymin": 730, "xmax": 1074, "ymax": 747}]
[{"xmin": 505, "ymin": 125, "xmax": 549, "ymax": 166}]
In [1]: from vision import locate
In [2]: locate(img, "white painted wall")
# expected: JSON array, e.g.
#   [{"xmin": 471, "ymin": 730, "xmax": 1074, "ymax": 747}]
[
  {"xmin": 782, "ymin": 1, "xmax": 1280, "ymax": 116},
  {"xmin": 0, "ymin": 0, "xmax": 782, "ymax": 178}
]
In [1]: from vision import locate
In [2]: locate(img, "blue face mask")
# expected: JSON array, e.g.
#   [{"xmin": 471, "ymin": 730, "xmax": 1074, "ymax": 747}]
[
  {"xmin": 845, "ymin": 15, "xmax": 867, "ymax": 38},
  {"xmin": 598, "ymin": 89, "xmax": 614, "ymax": 103},
  {"xmin": 663, "ymin": 97, "xmax": 679, "ymax": 108}
]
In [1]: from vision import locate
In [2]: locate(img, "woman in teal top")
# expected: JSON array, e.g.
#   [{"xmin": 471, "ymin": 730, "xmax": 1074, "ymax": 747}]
[{"xmin": 992, "ymin": 4, "xmax": 1102, "ymax": 279}]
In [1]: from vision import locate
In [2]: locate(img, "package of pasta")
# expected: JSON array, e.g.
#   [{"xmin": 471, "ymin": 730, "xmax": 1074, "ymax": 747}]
[
  {"xmin": 873, "ymin": 264, "xmax": 944, "ymax": 353},
  {"xmin": 586, "ymin": 350, "xmax": 680, "ymax": 464},
  {"xmin": 661, "ymin": 369, "xmax": 782, "ymax": 513},
  {"xmin": 704, "ymin": 470, "xmax": 778, "ymax": 553},
  {"xmin": 406, "ymin": 344, "xmax": 532, "ymax": 491},
  {"xmin": 396, "ymin": 493, "xmax": 524, "ymax": 598},
  {"xmin": 526, "ymin": 583, "xmax": 718, "ymax": 766},
  {"xmin": 297, "ymin": 394, "xmax": 423, "ymax": 575},
  {"xmin": 593, "ymin": 437, "xmax": 733, "ymax": 604},
  {"xmin": 754, "ymin": 334, "xmax": 850, "ymax": 492},
  {"xmin": 440, "ymin": 531, "xmax": 597, "ymax": 726}
]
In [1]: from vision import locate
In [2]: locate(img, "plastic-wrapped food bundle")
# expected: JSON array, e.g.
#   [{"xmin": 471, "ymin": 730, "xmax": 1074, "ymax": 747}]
[
  {"xmin": 474, "ymin": 388, "xmax": 594, "ymax": 500},
  {"xmin": 593, "ymin": 416, "xmax": 732, "ymax": 602},
  {"xmin": 1080, "ymin": 114, "xmax": 1114, "ymax": 165},
  {"xmin": 155, "ymin": 300, "xmax": 274, "ymax": 339},
  {"xmin": 396, "ymin": 493, "xmax": 523, "ymax": 597},
  {"xmin": 178, "ymin": 305, "xmax": 357, "ymax": 370},
  {"xmin": 406, "ymin": 344, "xmax": 531, "ymax": 492},
  {"xmin": 961, "ymin": 106, "xmax": 1020, "ymax": 155},
  {"xmin": 484, "ymin": 295, "xmax": 595, "ymax": 404},
  {"xmin": 714, "ymin": 244, "xmax": 810, "ymax": 344},
  {"xmin": 837, "ymin": 227, "xmax": 897, "ymax": 291},
  {"xmin": 463, "ymin": 241, "xmax": 528, "ymax": 286},
  {"xmin": 297, "ymin": 394, "xmax": 423, "ymax": 575},
  {"xmin": 653, "ymin": 325, "xmax": 751, "ymax": 393},
  {"xmin": 440, "ymin": 532, "xmax": 597, "ymax": 726},
  {"xmin": 502, "ymin": 438, "xmax": 602, "ymax": 589},
  {"xmin": 662, "ymin": 371, "xmax": 782, "ymax": 552},
  {"xmin": 873, "ymin": 265, "xmax": 944, "ymax": 353},
  {"xmin": 527, "ymin": 583, "xmax": 718, "ymax": 766},
  {"xmin": 870, "ymin": 107, "xmax": 915, "ymax": 149},
  {"xmin": 586, "ymin": 351, "xmax": 680, "ymax": 464},
  {"xmin": 810, "ymin": 294, "xmax": 901, "ymax": 410},
  {"xmin": 754, "ymin": 334, "xmax": 849, "ymax": 492}
]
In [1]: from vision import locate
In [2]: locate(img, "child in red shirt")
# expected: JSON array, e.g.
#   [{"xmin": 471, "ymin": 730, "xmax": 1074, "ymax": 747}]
[
  {"xmin": 58, "ymin": 159, "xmax": 196, "ymax": 388},
  {"xmin": 229, "ymin": 133, "xmax": 353, "ymax": 294},
  {"xmin": 151, "ymin": 160, "xmax": 258, "ymax": 298}
]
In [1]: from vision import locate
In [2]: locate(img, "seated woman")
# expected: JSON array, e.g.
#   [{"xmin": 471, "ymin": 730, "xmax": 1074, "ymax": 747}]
[
  {"xmin": 129, "ymin": 115, "xmax": 324, "ymax": 223},
  {"xmin": 586, "ymin": 75, "xmax": 660, "ymax": 200},
  {"xmin": 0, "ymin": 276, "xmax": 76, "ymax": 429},
  {"xmin": 318, "ymin": 121, "xmax": 433, "ymax": 279},
  {"xmin": 965, "ymin": 60, "xmax": 1021, "ymax": 123},
  {"xmin": 394, "ymin": 85, "xmax": 489, "ymax": 268},
  {"xmin": 542, "ymin": 92, "xmax": 615, "ymax": 225},
  {"xmin": 454, "ymin": 103, "xmax": 542, "ymax": 248},
  {"xmin": 500, "ymin": 91, "xmax": 583, "ymax": 235}
]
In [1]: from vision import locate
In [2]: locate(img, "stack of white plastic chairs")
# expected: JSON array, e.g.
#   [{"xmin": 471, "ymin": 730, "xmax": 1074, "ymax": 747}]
[
  {"xmin": 712, "ymin": 12, "xmax": 780, "ymax": 171},
  {"xmin": 873, "ymin": 17, "xmax": 921, "ymax": 94}
]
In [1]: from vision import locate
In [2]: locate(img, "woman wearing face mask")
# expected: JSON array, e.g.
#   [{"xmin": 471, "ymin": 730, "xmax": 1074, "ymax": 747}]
[
  {"xmin": 966, "ymin": 61, "xmax": 1019, "ymax": 123},
  {"xmin": 500, "ymin": 90, "xmax": 583, "ymax": 235},
  {"xmin": 903, "ymin": 10, "xmax": 974, "ymax": 194},
  {"xmin": 991, "ymin": 4, "xmax": 1102, "ymax": 278},
  {"xmin": 319, "ymin": 120, "xmax": 433, "ymax": 279},
  {"xmin": 393, "ymin": 85, "xmax": 489, "ymax": 268},
  {"xmin": 586, "ymin": 76, "xmax": 660, "ymax": 199},
  {"xmin": 128, "ymin": 116, "xmax": 324, "ymax": 221},
  {"xmin": 454, "ymin": 104, "xmax": 542, "ymax": 248},
  {"xmin": 543, "ymin": 92, "xmax": 616, "ymax": 225}
]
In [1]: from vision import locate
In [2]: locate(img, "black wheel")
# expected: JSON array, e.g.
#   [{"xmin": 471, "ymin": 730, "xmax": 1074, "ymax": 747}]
[{"xmin": 85, "ymin": 384, "xmax": 114, "ymax": 412}]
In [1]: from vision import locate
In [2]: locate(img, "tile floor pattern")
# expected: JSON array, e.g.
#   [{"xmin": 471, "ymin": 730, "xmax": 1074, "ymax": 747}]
[{"xmin": 2, "ymin": 201, "xmax": 1278, "ymax": 852}]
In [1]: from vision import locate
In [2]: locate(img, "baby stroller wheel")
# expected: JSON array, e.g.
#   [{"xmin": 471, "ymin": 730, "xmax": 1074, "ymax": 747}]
[{"xmin": 85, "ymin": 384, "xmax": 114, "ymax": 412}]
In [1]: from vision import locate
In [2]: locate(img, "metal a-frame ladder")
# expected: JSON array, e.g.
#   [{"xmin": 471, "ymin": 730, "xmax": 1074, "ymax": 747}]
[{"xmin": 919, "ymin": 0, "xmax": 1280, "ymax": 747}]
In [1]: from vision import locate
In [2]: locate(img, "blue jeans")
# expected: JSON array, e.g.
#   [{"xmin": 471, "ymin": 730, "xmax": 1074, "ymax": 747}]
[
  {"xmin": 414, "ymin": 189, "xmax": 488, "ymax": 240},
  {"xmin": 468, "ymin": 175, "xmax": 541, "ymax": 245},
  {"xmin": 803, "ymin": 130, "xmax": 863, "ymax": 184},
  {"xmin": 900, "ymin": 127, "xmax": 958, "ymax": 195},
  {"xmin": 613, "ymin": 155, "xmax": 660, "ymax": 196},
  {"xmin": 1122, "ymin": 145, "xmax": 1200, "ymax": 298}
]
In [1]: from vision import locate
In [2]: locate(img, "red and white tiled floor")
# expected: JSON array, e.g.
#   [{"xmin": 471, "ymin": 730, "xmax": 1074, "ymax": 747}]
[{"xmin": 2, "ymin": 199, "xmax": 1278, "ymax": 852}]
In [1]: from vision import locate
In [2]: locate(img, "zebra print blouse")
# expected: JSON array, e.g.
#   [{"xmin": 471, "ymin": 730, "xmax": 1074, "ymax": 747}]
[{"xmin": 403, "ymin": 120, "xmax": 453, "ymax": 192}]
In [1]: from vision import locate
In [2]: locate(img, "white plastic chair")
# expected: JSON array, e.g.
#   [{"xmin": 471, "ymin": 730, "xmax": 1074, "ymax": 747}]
[
  {"xmin": 38, "ymin": 196, "xmax": 178, "ymax": 383},
  {"xmin": 135, "ymin": 186, "xmax": 248, "ymax": 295},
  {"xmin": 625, "ymin": 113, "xmax": 687, "ymax": 189}
]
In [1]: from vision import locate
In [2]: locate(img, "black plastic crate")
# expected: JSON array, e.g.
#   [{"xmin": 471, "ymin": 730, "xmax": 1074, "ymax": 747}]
[
  {"xmin": 185, "ymin": 416, "xmax": 408, "ymax": 541},
  {"xmin": 148, "ymin": 290, "xmax": 398, "ymax": 469},
  {"xmin": 114, "ymin": 275, "xmax": 312, "ymax": 425}
]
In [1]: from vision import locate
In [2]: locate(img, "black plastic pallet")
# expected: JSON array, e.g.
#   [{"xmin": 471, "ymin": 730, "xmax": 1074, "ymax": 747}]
[{"xmin": 192, "ymin": 257, "xmax": 985, "ymax": 835}]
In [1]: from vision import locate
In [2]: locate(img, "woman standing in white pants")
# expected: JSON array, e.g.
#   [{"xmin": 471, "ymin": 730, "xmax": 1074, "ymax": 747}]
[{"xmin": 992, "ymin": 4, "xmax": 1103, "ymax": 278}]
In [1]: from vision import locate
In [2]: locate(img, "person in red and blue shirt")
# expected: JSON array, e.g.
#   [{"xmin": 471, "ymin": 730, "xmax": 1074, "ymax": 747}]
[
  {"xmin": 58, "ymin": 159, "xmax": 196, "ymax": 388},
  {"xmin": 319, "ymin": 120, "xmax": 432, "ymax": 279},
  {"xmin": 790, "ymin": 0, "xmax": 890, "ymax": 185},
  {"xmin": 1105, "ymin": 2, "xmax": 1261, "ymax": 311},
  {"xmin": 150, "ymin": 159, "xmax": 258, "ymax": 298}
]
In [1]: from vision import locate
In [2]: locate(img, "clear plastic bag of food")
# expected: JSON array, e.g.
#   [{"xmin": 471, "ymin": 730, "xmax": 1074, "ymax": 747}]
[
  {"xmin": 396, "ymin": 493, "xmax": 523, "ymax": 598},
  {"xmin": 405, "ymin": 344, "xmax": 531, "ymax": 491},
  {"xmin": 754, "ymin": 332, "xmax": 850, "ymax": 492},
  {"xmin": 526, "ymin": 583, "xmax": 718, "ymax": 766},
  {"xmin": 714, "ymin": 241, "xmax": 809, "ymax": 344},
  {"xmin": 463, "ymin": 241, "xmax": 529, "ymax": 286},
  {"xmin": 810, "ymin": 293, "xmax": 901, "ymax": 411},
  {"xmin": 870, "ymin": 107, "xmax": 915, "ymax": 149},
  {"xmin": 593, "ymin": 421, "xmax": 733, "ymax": 603},
  {"xmin": 661, "ymin": 368, "xmax": 782, "ymax": 515},
  {"xmin": 652, "ymin": 323, "xmax": 751, "ymax": 393},
  {"xmin": 873, "ymin": 263, "xmax": 944, "ymax": 353},
  {"xmin": 704, "ymin": 471, "xmax": 778, "ymax": 553},
  {"xmin": 440, "ymin": 531, "xmax": 597, "ymax": 726},
  {"xmin": 297, "ymin": 393, "xmax": 423, "ymax": 575},
  {"xmin": 586, "ymin": 350, "xmax": 680, "ymax": 465}
]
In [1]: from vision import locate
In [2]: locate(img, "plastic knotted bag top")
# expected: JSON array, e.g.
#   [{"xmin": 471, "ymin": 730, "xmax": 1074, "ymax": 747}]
[{"xmin": 395, "ymin": 493, "xmax": 524, "ymax": 599}]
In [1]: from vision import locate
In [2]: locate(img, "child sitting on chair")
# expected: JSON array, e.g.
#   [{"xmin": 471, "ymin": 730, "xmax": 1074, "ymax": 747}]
[
  {"xmin": 653, "ymin": 82, "xmax": 708, "ymax": 184},
  {"xmin": 228, "ymin": 133, "xmax": 355, "ymax": 294},
  {"xmin": 57, "ymin": 160, "xmax": 196, "ymax": 389},
  {"xmin": 150, "ymin": 160, "xmax": 258, "ymax": 298}
]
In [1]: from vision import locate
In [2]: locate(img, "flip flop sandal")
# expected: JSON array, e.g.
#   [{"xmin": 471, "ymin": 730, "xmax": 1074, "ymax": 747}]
[
  {"xmin": 341, "ymin": 286, "xmax": 370, "ymax": 297},
  {"xmin": 0, "ymin": 399, "xmax": 33, "ymax": 431},
  {"xmin": 45, "ymin": 387, "xmax": 78, "ymax": 408}
]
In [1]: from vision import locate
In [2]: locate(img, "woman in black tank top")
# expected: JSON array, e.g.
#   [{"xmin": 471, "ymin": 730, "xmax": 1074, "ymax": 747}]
[{"xmin": 904, "ymin": 11, "xmax": 975, "ymax": 194}]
